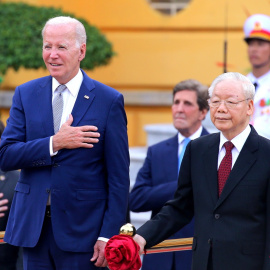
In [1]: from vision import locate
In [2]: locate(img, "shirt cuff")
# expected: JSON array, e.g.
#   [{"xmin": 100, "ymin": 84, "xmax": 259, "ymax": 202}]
[
  {"xmin": 98, "ymin": 237, "xmax": 109, "ymax": 243},
  {"xmin": 50, "ymin": 136, "xmax": 58, "ymax": 156}
]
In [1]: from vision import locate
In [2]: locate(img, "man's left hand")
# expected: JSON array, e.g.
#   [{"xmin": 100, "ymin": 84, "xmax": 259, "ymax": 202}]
[{"xmin": 90, "ymin": 240, "xmax": 108, "ymax": 267}]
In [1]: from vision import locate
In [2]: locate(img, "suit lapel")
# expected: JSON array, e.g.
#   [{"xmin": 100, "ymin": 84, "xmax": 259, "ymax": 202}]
[
  {"xmin": 203, "ymin": 134, "xmax": 220, "ymax": 205},
  {"xmin": 215, "ymin": 127, "xmax": 259, "ymax": 209},
  {"xmin": 71, "ymin": 72, "xmax": 95, "ymax": 127},
  {"xmin": 37, "ymin": 77, "xmax": 54, "ymax": 137}
]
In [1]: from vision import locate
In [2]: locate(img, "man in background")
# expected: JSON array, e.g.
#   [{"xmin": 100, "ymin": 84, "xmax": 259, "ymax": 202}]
[
  {"xmin": 0, "ymin": 120, "xmax": 23, "ymax": 270},
  {"xmin": 0, "ymin": 16, "xmax": 129, "ymax": 270},
  {"xmin": 130, "ymin": 79, "xmax": 209, "ymax": 270},
  {"xmin": 243, "ymin": 14, "xmax": 270, "ymax": 138}
]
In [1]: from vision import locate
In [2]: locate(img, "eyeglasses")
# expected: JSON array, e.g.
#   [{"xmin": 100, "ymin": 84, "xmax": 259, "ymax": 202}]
[{"xmin": 208, "ymin": 98, "xmax": 250, "ymax": 109}]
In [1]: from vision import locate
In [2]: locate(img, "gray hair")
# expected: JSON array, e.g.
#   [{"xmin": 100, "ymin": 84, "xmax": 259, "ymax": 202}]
[
  {"xmin": 208, "ymin": 72, "xmax": 255, "ymax": 100},
  {"xmin": 42, "ymin": 16, "xmax": 86, "ymax": 47},
  {"xmin": 173, "ymin": 79, "xmax": 209, "ymax": 111}
]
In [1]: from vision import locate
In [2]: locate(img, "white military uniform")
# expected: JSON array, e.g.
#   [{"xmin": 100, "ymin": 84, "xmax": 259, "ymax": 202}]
[
  {"xmin": 244, "ymin": 14, "xmax": 270, "ymax": 139},
  {"xmin": 247, "ymin": 71, "xmax": 270, "ymax": 139}
]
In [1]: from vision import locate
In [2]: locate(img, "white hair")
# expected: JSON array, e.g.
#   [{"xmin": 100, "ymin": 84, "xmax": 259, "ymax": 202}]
[
  {"xmin": 208, "ymin": 72, "xmax": 255, "ymax": 100},
  {"xmin": 42, "ymin": 16, "xmax": 86, "ymax": 47}
]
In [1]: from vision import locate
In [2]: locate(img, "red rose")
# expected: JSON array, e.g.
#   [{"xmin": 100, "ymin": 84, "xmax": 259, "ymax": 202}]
[{"xmin": 105, "ymin": 235, "xmax": 142, "ymax": 270}]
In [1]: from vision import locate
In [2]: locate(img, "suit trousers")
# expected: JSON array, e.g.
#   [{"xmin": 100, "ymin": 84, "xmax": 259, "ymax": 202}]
[
  {"xmin": 207, "ymin": 249, "xmax": 213, "ymax": 270},
  {"xmin": 23, "ymin": 216, "xmax": 103, "ymax": 270},
  {"xmin": 0, "ymin": 243, "xmax": 20, "ymax": 270}
]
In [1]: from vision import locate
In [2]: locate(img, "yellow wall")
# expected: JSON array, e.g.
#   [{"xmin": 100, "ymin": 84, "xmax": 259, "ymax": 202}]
[{"xmin": 1, "ymin": 0, "xmax": 270, "ymax": 145}]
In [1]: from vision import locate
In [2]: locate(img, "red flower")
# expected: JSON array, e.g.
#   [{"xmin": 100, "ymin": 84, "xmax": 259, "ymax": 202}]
[{"xmin": 105, "ymin": 235, "xmax": 142, "ymax": 270}]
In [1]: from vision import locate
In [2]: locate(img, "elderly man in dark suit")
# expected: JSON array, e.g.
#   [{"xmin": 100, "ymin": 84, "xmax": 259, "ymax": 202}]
[
  {"xmin": 129, "ymin": 79, "xmax": 209, "ymax": 270},
  {"xmin": 133, "ymin": 72, "xmax": 270, "ymax": 270},
  {"xmin": 0, "ymin": 16, "xmax": 129, "ymax": 270}
]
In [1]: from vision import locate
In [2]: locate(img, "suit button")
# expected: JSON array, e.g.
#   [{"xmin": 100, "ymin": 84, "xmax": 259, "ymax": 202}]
[
  {"xmin": 46, "ymin": 189, "xmax": 50, "ymax": 193},
  {"xmin": 214, "ymin": 214, "xmax": 220, "ymax": 219}
]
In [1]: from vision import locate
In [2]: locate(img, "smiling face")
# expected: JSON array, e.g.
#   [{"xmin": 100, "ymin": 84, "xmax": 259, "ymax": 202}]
[
  {"xmin": 210, "ymin": 80, "xmax": 254, "ymax": 140},
  {"xmin": 172, "ymin": 90, "xmax": 207, "ymax": 137},
  {"xmin": 42, "ymin": 23, "xmax": 86, "ymax": 84}
]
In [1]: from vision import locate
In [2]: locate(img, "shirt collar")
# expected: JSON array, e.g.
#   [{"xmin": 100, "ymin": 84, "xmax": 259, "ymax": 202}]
[
  {"xmin": 219, "ymin": 125, "xmax": 251, "ymax": 152},
  {"xmin": 178, "ymin": 125, "xmax": 203, "ymax": 144},
  {"xmin": 52, "ymin": 69, "xmax": 83, "ymax": 97},
  {"xmin": 248, "ymin": 70, "xmax": 270, "ymax": 85}
]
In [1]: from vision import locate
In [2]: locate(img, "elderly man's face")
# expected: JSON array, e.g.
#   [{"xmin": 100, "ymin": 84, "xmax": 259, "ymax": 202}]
[
  {"xmin": 172, "ymin": 90, "xmax": 207, "ymax": 137},
  {"xmin": 209, "ymin": 80, "xmax": 254, "ymax": 140},
  {"xmin": 42, "ymin": 24, "xmax": 86, "ymax": 84}
]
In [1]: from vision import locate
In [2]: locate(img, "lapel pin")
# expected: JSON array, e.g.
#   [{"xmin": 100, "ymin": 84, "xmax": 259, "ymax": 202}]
[
  {"xmin": 0, "ymin": 175, "xmax": 6, "ymax": 181},
  {"xmin": 84, "ymin": 95, "xmax": 89, "ymax": 99}
]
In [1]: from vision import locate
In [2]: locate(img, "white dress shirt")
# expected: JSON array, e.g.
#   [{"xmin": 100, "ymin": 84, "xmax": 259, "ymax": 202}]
[{"xmin": 218, "ymin": 125, "xmax": 251, "ymax": 169}]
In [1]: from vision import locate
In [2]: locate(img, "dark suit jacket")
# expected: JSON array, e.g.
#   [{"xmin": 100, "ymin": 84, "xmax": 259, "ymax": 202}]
[
  {"xmin": 0, "ymin": 169, "xmax": 22, "ymax": 269},
  {"xmin": 130, "ymin": 127, "xmax": 208, "ymax": 270},
  {"xmin": 0, "ymin": 70, "xmax": 130, "ymax": 253},
  {"xmin": 137, "ymin": 126, "xmax": 270, "ymax": 270}
]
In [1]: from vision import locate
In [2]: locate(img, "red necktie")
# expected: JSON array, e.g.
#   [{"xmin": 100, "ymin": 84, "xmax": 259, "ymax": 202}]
[{"xmin": 218, "ymin": 141, "xmax": 234, "ymax": 197}]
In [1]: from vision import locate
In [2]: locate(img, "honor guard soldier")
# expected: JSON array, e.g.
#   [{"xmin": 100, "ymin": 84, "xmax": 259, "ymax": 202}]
[{"xmin": 244, "ymin": 14, "xmax": 270, "ymax": 139}]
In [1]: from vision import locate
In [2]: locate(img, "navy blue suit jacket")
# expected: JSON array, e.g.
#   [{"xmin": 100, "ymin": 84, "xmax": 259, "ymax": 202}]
[
  {"xmin": 137, "ymin": 126, "xmax": 270, "ymax": 270},
  {"xmin": 0, "ymin": 70, "xmax": 130, "ymax": 253},
  {"xmin": 130, "ymin": 127, "xmax": 208, "ymax": 270}
]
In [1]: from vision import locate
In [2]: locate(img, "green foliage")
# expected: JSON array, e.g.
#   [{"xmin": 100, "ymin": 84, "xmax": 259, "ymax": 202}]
[{"xmin": 0, "ymin": 2, "xmax": 115, "ymax": 75}]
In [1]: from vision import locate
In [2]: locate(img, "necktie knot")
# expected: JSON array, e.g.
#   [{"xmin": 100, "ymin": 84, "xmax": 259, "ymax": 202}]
[
  {"xmin": 224, "ymin": 141, "xmax": 234, "ymax": 152},
  {"xmin": 182, "ymin": 137, "xmax": 191, "ymax": 147},
  {"xmin": 56, "ymin": 84, "xmax": 66, "ymax": 94}
]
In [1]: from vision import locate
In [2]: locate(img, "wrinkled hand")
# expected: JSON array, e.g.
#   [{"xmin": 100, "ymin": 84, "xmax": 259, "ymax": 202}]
[
  {"xmin": 133, "ymin": 234, "xmax": 147, "ymax": 255},
  {"xmin": 0, "ymin": 193, "xmax": 8, "ymax": 218},
  {"xmin": 53, "ymin": 114, "xmax": 100, "ymax": 152},
  {"xmin": 91, "ymin": 240, "xmax": 108, "ymax": 267}
]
